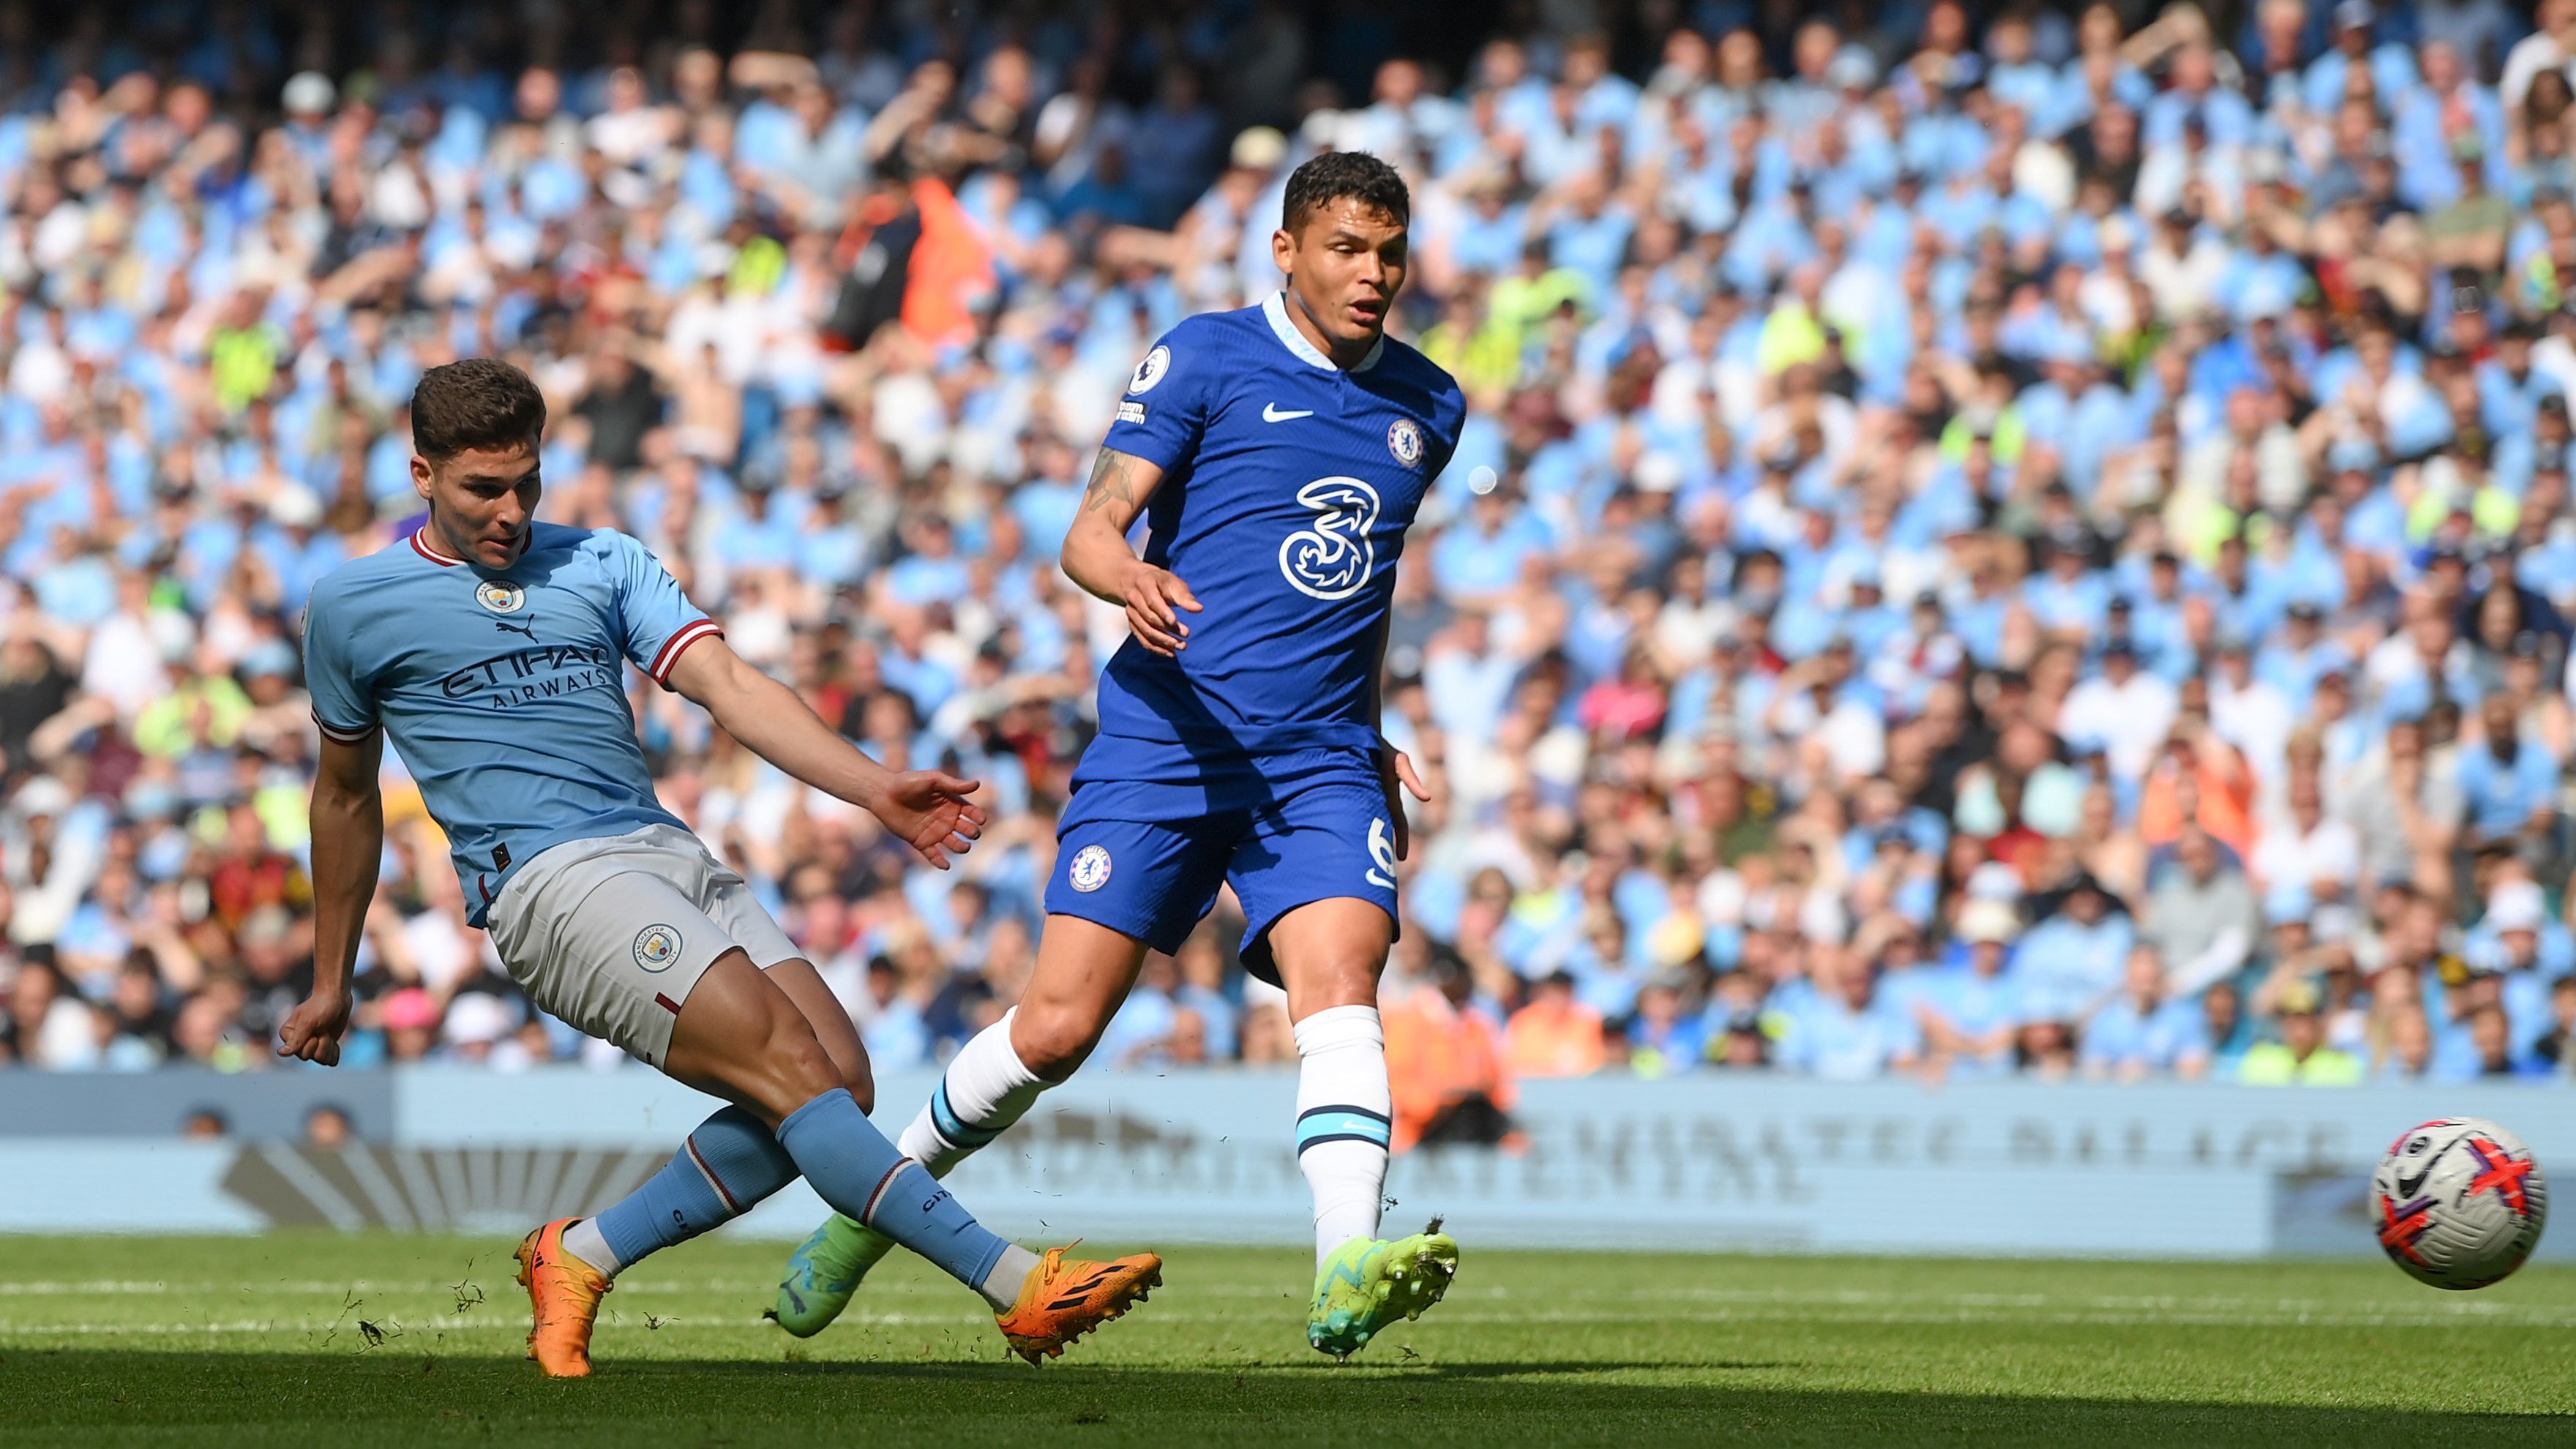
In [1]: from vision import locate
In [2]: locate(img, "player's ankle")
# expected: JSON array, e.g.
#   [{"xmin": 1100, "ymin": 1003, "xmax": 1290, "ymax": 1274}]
[{"xmin": 978, "ymin": 1243, "xmax": 1044, "ymax": 1311}]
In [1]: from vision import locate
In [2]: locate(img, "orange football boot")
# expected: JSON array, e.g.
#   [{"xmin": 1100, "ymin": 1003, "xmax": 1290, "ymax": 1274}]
[
  {"xmin": 514, "ymin": 1218, "xmax": 613, "ymax": 1377},
  {"xmin": 992, "ymin": 1245, "xmax": 1164, "ymax": 1364}
]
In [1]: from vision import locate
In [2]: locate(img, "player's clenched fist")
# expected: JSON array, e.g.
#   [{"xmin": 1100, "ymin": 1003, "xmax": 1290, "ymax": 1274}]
[
  {"xmin": 1120, "ymin": 563, "xmax": 1203, "ymax": 656},
  {"xmin": 276, "ymin": 986, "xmax": 352, "ymax": 1066}
]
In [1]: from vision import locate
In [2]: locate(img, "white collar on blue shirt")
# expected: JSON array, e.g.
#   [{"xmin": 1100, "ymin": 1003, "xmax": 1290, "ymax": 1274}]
[{"xmin": 1262, "ymin": 291, "xmax": 1384, "ymax": 373}]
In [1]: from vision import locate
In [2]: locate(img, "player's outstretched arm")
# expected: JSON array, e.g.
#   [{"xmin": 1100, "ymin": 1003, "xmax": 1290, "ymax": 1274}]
[
  {"xmin": 278, "ymin": 728, "xmax": 384, "ymax": 1066},
  {"xmin": 664, "ymin": 634, "xmax": 986, "ymax": 869},
  {"xmin": 1061, "ymin": 446, "xmax": 1202, "ymax": 657}
]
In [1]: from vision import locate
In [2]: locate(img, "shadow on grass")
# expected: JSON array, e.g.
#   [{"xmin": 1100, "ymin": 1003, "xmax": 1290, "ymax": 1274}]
[{"xmin": 0, "ymin": 1349, "xmax": 2558, "ymax": 1448}]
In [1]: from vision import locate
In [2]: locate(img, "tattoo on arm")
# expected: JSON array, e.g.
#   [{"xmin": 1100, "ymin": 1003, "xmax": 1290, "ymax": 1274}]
[{"xmin": 1080, "ymin": 448, "xmax": 1139, "ymax": 519}]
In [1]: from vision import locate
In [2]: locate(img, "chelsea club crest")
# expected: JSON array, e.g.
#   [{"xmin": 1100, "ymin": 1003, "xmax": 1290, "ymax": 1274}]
[
  {"xmin": 1068, "ymin": 845, "xmax": 1113, "ymax": 893},
  {"xmin": 1386, "ymin": 417, "xmax": 1426, "ymax": 468}
]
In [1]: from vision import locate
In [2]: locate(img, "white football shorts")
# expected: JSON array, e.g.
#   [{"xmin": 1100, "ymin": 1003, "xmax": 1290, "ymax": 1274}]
[{"xmin": 485, "ymin": 823, "xmax": 802, "ymax": 1068}]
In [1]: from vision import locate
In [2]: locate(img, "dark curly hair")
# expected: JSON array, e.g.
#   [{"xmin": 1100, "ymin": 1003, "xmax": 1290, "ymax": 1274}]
[
  {"xmin": 411, "ymin": 358, "xmax": 547, "ymax": 461},
  {"xmin": 1282, "ymin": 150, "xmax": 1410, "ymax": 234}
]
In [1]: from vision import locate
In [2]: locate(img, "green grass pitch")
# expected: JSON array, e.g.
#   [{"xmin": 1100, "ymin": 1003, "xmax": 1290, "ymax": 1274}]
[{"xmin": 0, "ymin": 1233, "xmax": 2569, "ymax": 1446}]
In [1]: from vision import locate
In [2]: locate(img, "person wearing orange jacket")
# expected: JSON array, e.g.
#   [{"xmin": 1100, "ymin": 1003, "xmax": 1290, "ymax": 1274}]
[
  {"xmin": 1503, "ymin": 969, "xmax": 1610, "ymax": 1079},
  {"xmin": 1383, "ymin": 946, "xmax": 1519, "ymax": 1153}
]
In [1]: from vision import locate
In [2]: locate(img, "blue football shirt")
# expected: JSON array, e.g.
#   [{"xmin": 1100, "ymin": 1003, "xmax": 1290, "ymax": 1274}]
[
  {"xmin": 302, "ymin": 522, "xmax": 722, "ymax": 925},
  {"xmin": 1074, "ymin": 293, "xmax": 1465, "ymax": 812}
]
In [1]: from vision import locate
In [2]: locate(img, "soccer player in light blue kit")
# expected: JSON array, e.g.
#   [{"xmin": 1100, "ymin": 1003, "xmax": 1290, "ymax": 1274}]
[
  {"xmin": 275, "ymin": 359, "xmax": 1161, "ymax": 1376},
  {"xmin": 775, "ymin": 152, "xmax": 1468, "ymax": 1358}
]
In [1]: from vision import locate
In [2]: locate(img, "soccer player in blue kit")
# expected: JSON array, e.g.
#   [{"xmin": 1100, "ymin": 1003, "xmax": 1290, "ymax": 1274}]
[
  {"xmin": 274, "ymin": 359, "xmax": 1161, "ymax": 1375},
  {"xmin": 775, "ymin": 152, "xmax": 1468, "ymax": 1358}
]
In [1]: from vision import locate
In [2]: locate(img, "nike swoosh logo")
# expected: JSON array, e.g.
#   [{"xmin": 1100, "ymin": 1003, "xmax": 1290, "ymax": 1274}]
[
  {"xmin": 1263, "ymin": 403, "xmax": 1314, "ymax": 422},
  {"xmin": 2396, "ymin": 1161, "xmax": 2434, "ymax": 1198}
]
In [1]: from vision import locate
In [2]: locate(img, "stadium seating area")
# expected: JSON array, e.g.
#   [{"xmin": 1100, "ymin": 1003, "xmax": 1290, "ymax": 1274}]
[{"xmin": 3, "ymin": 0, "xmax": 2575, "ymax": 1096}]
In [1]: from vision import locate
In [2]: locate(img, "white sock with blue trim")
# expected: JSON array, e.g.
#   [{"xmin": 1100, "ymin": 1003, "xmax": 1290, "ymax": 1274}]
[
  {"xmin": 1293, "ymin": 1004, "xmax": 1392, "ymax": 1266},
  {"xmin": 897, "ymin": 1008, "xmax": 1051, "ymax": 1175}
]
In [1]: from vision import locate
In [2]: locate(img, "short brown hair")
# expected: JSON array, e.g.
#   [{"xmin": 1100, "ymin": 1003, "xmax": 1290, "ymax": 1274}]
[{"xmin": 411, "ymin": 359, "xmax": 547, "ymax": 460}]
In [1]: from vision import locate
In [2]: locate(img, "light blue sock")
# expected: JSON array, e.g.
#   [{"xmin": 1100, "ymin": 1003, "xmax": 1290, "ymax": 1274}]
[
  {"xmin": 577, "ymin": 1105, "xmax": 798, "ymax": 1276},
  {"xmin": 775, "ymin": 1088, "xmax": 1029, "ymax": 1307}
]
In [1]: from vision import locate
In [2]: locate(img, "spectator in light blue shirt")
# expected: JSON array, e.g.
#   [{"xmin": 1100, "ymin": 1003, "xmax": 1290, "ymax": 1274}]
[
  {"xmin": 883, "ymin": 513, "xmax": 973, "ymax": 608},
  {"xmin": 1431, "ymin": 489, "xmax": 1549, "ymax": 601},
  {"xmin": 2081, "ymin": 944, "xmax": 2212, "ymax": 1081},
  {"xmin": 1541, "ymin": 172, "xmax": 1636, "ymax": 297},
  {"xmin": 2302, "ymin": 1, "xmax": 2422, "ymax": 121},
  {"xmin": 1920, "ymin": 898, "xmax": 2026, "ymax": 1078},
  {"xmin": 1423, "ymin": 610, "xmax": 1523, "ymax": 745},
  {"xmin": 2022, "ymin": 527, "xmax": 2114, "ymax": 638},
  {"xmin": 711, "ymin": 477, "xmax": 801, "ymax": 574},
  {"xmin": 2435, "ymin": 998, "xmax": 2553, "ymax": 1082},
  {"xmin": 2455, "ymin": 693, "xmax": 2564, "ymax": 855},
  {"xmin": 766, "ymin": 82, "xmax": 872, "ymax": 225},
  {"xmin": 31, "ymin": 525, "xmax": 117, "ymax": 627},
  {"xmin": 794, "ymin": 481, "xmax": 870, "ymax": 590},
  {"xmin": 1172, "ymin": 932, "xmax": 1241, "ymax": 1061},
  {"xmin": 2255, "ymin": 602, "xmax": 2356, "ymax": 712},
  {"xmin": 2013, "ymin": 877, "xmax": 2136, "ymax": 1023},
  {"xmin": 2478, "ymin": 320, "xmax": 2564, "ymax": 441},
  {"xmin": 1445, "ymin": 184, "xmax": 1530, "ymax": 277},
  {"xmin": 2492, "ymin": 393, "xmax": 2572, "ymax": 498},
  {"xmin": 2142, "ymin": 42, "xmax": 2255, "ymax": 151},
  {"xmin": 1095, "ymin": 953, "xmax": 1183, "ymax": 1068},
  {"xmin": 858, "ymin": 957, "xmax": 931, "ymax": 1072},
  {"xmin": 1984, "ymin": 15, "xmax": 2058, "ymax": 130},
  {"xmin": 1776, "ymin": 951, "xmax": 1922, "ymax": 1081}
]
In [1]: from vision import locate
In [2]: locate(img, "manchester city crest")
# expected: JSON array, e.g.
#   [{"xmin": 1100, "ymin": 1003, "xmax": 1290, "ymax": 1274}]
[
  {"xmin": 1387, "ymin": 417, "xmax": 1426, "ymax": 468},
  {"xmin": 475, "ymin": 580, "xmax": 528, "ymax": 614},
  {"xmin": 632, "ymin": 924, "xmax": 681, "ymax": 972},
  {"xmin": 1068, "ymin": 844, "xmax": 1113, "ymax": 893}
]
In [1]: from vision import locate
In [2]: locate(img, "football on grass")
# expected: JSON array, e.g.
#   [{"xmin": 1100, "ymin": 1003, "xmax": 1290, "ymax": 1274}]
[{"xmin": 2373, "ymin": 1117, "xmax": 2547, "ymax": 1289}]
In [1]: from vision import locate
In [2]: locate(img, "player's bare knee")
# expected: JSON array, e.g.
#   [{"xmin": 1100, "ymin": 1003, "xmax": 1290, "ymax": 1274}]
[
  {"xmin": 758, "ymin": 1016, "xmax": 845, "ymax": 1115},
  {"xmin": 1017, "ymin": 1027, "xmax": 1098, "ymax": 1082},
  {"xmin": 777, "ymin": 1033, "xmax": 841, "ymax": 1101},
  {"xmin": 1286, "ymin": 953, "xmax": 1382, "ymax": 1014},
  {"xmin": 1010, "ymin": 1003, "xmax": 1103, "ymax": 1080}
]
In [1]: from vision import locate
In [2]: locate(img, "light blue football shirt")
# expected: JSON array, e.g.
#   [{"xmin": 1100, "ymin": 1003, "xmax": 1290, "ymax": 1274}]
[{"xmin": 302, "ymin": 522, "xmax": 722, "ymax": 926}]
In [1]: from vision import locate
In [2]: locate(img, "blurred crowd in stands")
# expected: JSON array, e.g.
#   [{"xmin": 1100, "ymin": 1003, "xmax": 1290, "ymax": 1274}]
[{"xmin": 4, "ymin": 0, "xmax": 2576, "ymax": 1128}]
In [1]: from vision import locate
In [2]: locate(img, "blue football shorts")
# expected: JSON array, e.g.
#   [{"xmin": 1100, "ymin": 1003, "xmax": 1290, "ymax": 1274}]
[{"xmin": 1044, "ymin": 774, "xmax": 1400, "ymax": 984}]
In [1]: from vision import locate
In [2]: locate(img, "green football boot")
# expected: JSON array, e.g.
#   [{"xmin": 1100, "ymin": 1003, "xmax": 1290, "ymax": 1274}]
[
  {"xmin": 1307, "ymin": 1220, "xmax": 1461, "ymax": 1359},
  {"xmin": 771, "ymin": 1213, "xmax": 896, "ymax": 1338}
]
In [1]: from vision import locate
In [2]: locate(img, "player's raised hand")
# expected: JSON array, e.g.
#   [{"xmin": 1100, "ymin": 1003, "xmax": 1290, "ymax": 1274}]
[
  {"xmin": 1379, "ymin": 746, "xmax": 1431, "ymax": 860},
  {"xmin": 872, "ymin": 769, "xmax": 988, "ymax": 870},
  {"xmin": 276, "ymin": 987, "xmax": 353, "ymax": 1067},
  {"xmin": 1120, "ymin": 564, "xmax": 1202, "ymax": 656}
]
